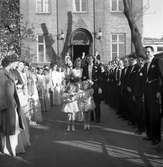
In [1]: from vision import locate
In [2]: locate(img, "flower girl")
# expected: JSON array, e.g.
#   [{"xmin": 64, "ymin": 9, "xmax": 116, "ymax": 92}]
[
  {"xmin": 79, "ymin": 80, "xmax": 95, "ymax": 130},
  {"xmin": 62, "ymin": 83, "xmax": 80, "ymax": 131}
]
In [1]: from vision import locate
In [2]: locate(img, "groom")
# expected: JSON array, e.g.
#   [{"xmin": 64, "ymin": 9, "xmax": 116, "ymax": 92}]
[{"xmin": 82, "ymin": 55, "xmax": 102, "ymax": 123}]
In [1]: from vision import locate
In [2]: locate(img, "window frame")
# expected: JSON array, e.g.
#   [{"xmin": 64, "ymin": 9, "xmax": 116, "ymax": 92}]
[
  {"xmin": 110, "ymin": 0, "xmax": 123, "ymax": 13},
  {"xmin": 111, "ymin": 33, "xmax": 126, "ymax": 60},
  {"xmin": 36, "ymin": 0, "xmax": 51, "ymax": 14},
  {"xmin": 72, "ymin": 0, "xmax": 88, "ymax": 13}
]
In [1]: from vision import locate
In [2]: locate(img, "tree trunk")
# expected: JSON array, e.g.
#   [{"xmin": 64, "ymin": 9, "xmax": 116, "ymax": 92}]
[
  {"xmin": 60, "ymin": 11, "xmax": 72, "ymax": 63},
  {"xmin": 41, "ymin": 23, "xmax": 58, "ymax": 65},
  {"xmin": 123, "ymin": 0, "xmax": 145, "ymax": 58}
]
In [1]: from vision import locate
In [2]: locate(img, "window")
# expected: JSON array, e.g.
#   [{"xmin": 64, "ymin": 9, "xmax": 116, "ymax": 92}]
[
  {"xmin": 111, "ymin": 0, "xmax": 123, "ymax": 12},
  {"xmin": 37, "ymin": 35, "xmax": 48, "ymax": 63},
  {"xmin": 73, "ymin": 0, "xmax": 88, "ymax": 12},
  {"xmin": 111, "ymin": 34, "xmax": 126, "ymax": 59},
  {"xmin": 36, "ymin": 0, "xmax": 50, "ymax": 13},
  {"xmin": 157, "ymin": 46, "xmax": 163, "ymax": 52}
]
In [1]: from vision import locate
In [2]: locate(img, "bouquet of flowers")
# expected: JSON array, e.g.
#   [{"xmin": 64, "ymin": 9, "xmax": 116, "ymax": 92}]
[
  {"xmin": 69, "ymin": 73, "xmax": 81, "ymax": 83},
  {"xmin": 78, "ymin": 79, "xmax": 95, "ymax": 111},
  {"xmin": 62, "ymin": 82, "xmax": 81, "ymax": 103}
]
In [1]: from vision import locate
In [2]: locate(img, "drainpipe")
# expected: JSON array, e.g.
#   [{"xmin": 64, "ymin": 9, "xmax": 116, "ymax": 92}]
[
  {"xmin": 130, "ymin": 0, "xmax": 134, "ymax": 53},
  {"xmin": 56, "ymin": 0, "xmax": 59, "ymax": 56},
  {"xmin": 93, "ymin": 0, "xmax": 96, "ymax": 57}
]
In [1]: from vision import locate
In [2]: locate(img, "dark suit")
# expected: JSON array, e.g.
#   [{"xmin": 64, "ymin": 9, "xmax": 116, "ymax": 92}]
[
  {"xmin": 124, "ymin": 64, "xmax": 139, "ymax": 124},
  {"xmin": 82, "ymin": 62, "xmax": 102, "ymax": 122},
  {"xmin": 112, "ymin": 67, "xmax": 118, "ymax": 108},
  {"xmin": 119, "ymin": 67, "xmax": 128, "ymax": 118},
  {"xmin": 133, "ymin": 66, "xmax": 146, "ymax": 132},
  {"xmin": 144, "ymin": 57, "xmax": 162, "ymax": 143},
  {"xmin": 115, "ymin": 67, "xmax": 123, "ymax": 111}
]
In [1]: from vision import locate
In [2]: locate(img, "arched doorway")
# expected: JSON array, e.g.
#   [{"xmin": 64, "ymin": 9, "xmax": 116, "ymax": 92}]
[{"xmin": 70, "ymin": 28, "xmax": 93, "ymax": 62}]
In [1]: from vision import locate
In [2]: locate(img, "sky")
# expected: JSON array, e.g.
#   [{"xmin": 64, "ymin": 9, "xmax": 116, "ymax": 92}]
[{"xmin": 143, "ymin": 0, "xmax": 163, "ymax": 38}]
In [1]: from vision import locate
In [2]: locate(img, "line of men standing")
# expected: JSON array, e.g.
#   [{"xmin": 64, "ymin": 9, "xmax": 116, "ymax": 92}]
[{"xmin": 105, "ymin": 46, "xmax": 163, "ymax": 145}]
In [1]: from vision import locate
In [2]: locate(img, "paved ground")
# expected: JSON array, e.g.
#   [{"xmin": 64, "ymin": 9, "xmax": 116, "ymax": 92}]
[{"xmin": 0, "ymin": 102, "xmax": 163, "ymax": 167}]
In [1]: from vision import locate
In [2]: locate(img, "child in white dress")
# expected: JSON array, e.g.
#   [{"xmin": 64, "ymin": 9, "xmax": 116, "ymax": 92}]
[
  {"xmin": 79, "ymin": 80, "xmax": 95, "ymax": 130},
  {"xmin": 62, "ymin": 83, "xmax": 80, "ymax": 131}
]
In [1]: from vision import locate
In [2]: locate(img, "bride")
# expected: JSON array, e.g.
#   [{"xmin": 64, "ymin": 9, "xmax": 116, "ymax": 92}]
[{"xmin": 70, "ymin": 58, "xmax": 83, "ymax": 121}]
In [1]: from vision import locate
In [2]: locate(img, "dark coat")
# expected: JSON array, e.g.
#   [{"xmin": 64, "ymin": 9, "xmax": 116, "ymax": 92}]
[
  {"xmin": 133, "ymin": 66, "xmax": 146, "ymax": 98},
  {"xmin": 82, "ymin": 62, "xmax": 101, "ymax": 82},
  {"xmin": 82, "ymin": 62, "xmax": 102, "ymax": 99},
  {"xmin": 143, "ymin": 57, "xmax": 162, "ymax": 141},
  {"xmin": 0, "ymin": 69, "xmax": 23, "ymax": 135},
  {"xmin": 126, "ymin": 64, "xmax": 140, "ymax": 94},
  {"xmin": 145, "ymin": 58, "xmax": 162, "ymax": 91}
]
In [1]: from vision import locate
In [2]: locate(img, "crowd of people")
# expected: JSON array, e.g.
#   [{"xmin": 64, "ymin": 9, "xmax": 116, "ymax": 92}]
[
  {"xmin": 0, "ymin": 52, "xmax": 103, "ymax": 156},
  {"xmin": 102, "ymin": 46, "xmax": 163, "ymax": 146},
  {"xmin": 0, "ymin": 45, "xmax": 162, "ymax": 157}
]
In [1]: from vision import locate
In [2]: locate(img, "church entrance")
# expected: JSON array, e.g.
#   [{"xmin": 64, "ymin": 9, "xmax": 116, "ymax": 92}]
[
  {"xmin": 73, "ymin": 45, "xmax": 89, "ymax": 61},
  {"xmin": 70, "ymin": 28, "xmax": 93, "ymax": 63}
]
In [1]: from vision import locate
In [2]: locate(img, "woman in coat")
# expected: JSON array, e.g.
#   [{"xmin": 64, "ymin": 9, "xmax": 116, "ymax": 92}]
[{"xmin": 0, "ymin": 56, "xmax": 24, "ymax": 156}]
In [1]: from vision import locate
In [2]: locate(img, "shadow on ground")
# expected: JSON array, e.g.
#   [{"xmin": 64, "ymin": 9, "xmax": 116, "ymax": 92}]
[{"xmin": 1, "ymin": 104, "xmax": 163, "ymax": 167}]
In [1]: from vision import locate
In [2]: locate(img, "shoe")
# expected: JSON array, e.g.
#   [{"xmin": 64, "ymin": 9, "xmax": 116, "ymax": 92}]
[
  {"xmin": 137, "ymin": 131, "xmax": 143, "ymax": 135},
  {"xmin": 72, "ymin": 126, "xmax": 75, "ymax": 131},
  {"xmin": 84, "ymin": 124, "xmax": 87, "ymax": 130},
  {"xmin": 152, "ymin": 140, "xmax": 160, "ymax": 145},
  {"xmin": 87, "ymin": 125, "xmax": 90, "ymax": 130},
  {"xmin": 143, "ymin": 136, "xmax": 152, "ymax": 141},
  {"xmin": 135, "ymin": 129, "xmax": 139, "ymax": 134},
  {"xmin": 66, "ymin": 126, "xmax": 70, "ymax": 132},
  {"xmin": 3, "ymin": 148, "xmax": 11, "ymax": 156},
  {"xmin": 128, "ymin": 121, "xmax": 132, "ymax": 126},
  {"xmin": 135, "ymin": 129, "xmax": 142, "ymax": 135}
]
